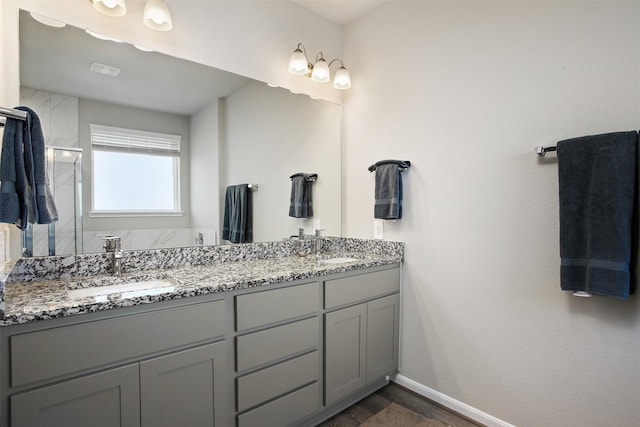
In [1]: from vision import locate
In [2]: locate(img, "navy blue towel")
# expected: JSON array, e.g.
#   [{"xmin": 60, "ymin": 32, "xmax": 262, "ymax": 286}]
[
  {"xmin": 557, "ymin": 131, "xmax": 638, "ymax": 298},
  {"xmin": 0, "ymin": 106, "xmax": 58, "ymax": 229},
  {"xmin": 0, "ymin": 112, "xmax": 26, "ymax": 227}
]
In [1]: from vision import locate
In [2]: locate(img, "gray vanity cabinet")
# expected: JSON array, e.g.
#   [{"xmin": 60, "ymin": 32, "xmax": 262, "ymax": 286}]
[
  {"xmin": 324, "ymin": 268, "xmax": 400, "ymax": 405},
  {"xmin": 324, "ymin": 303, "xmax": 367, "ymax": 403},
  {"xmin": 3, "ymin": 299, "xmax": 228, "ymax": 427},
  {"xmin": 140, "ymin": 341, "xmax": 227, "ymax": 427},
  {"xmin": 11, "ymin": 364, "xmax": 141, "ymax": 427},
  {"xmin": 11, "ymin": 342, "xmax": 228, "ymax": 427},
  {"xmin": 234, "ymin": 282, "xmax": 321, "ymax": 427},
  {"xmin": 1, "ymin": 263, "xmax": 402, "ymax": 427}
]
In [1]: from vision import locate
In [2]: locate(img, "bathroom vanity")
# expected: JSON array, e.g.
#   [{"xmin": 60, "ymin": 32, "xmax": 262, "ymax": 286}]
[{"xmin": 0, "ymin": 238, "xmax": 402, "ymax": 427}]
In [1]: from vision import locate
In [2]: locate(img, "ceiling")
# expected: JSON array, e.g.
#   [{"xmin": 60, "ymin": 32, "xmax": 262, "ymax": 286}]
[
  {"xmin": 290, "ymin": 0, "xmax": 387, "ymax": 25},
  {"xmin": 20, "ymin": 11, "xmax": 250, "ymax": 116}
]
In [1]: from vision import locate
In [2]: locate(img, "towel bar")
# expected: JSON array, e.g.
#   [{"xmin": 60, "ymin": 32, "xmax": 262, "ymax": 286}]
[
  {"xmin": 535, "ymin": 146, "xmax": 557, "ymax": 156},
  {"xmin": 0, "ymin": 106, "xmax": 28, "ymax": 127},
  {"xmin": 0, "ymin": 106, "xmax": 27, "ymax": 121},
  {"xmin": 368, "ymin": 160, "xmax": 411, "ymax": 172}
]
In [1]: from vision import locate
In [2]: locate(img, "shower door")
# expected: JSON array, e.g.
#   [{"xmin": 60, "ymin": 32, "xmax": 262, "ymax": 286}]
[{"xmin": 22, "ymin": 146, "xmax": 83, "ymax": 256}]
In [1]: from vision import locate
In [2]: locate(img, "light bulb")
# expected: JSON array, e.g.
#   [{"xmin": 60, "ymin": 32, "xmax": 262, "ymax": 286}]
[
  {"xmin": 143, "ymin": 0, "xmax": 173, "ymax": 31},
  {"xmin": 333, "ymin": 67, "xmax": 351, "ymax": 90},
  {"xmin": 311, "ymin": 58, "xmax": 330, "ymax": 83},
  {"xmin": 288, "ymin": 49, "xmax": 309, "ymax": 75},
  {"xmin": 91, "ymin": 0, "xmax": 126, "ymax": 17}
]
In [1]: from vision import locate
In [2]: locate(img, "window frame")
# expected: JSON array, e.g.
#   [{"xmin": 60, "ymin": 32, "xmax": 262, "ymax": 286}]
[{"xmin": 89, "ymin": 124, "xmax": 183, "ymax": 217}]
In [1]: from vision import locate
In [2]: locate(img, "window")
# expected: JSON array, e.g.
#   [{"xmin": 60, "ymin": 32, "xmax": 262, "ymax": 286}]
[{"xmin": 90, "ymin": 124, "xmax": 182, "ymax": 216}]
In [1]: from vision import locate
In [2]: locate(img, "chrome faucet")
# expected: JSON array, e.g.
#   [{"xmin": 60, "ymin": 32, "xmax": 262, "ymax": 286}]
[
  {"xmin": 312, "ymin": 229, "xmax": 324, "ymax": 255},
  {"xmin": 102, "ymin": 236, "xmax": 123, "ymax": 276}
]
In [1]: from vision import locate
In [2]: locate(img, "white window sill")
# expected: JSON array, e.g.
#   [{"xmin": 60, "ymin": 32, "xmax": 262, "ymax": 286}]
[{"xmin": 89, "ymin": 211, "xmax": 184, "ymax": 218}]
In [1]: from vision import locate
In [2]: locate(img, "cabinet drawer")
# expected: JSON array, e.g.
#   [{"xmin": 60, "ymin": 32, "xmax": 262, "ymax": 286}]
[
  {"xmin": 236, "ymin": 317, "xmax": 318, "ymax": 372},
  {"xmin": 237, "ymin": 351, "xmax": 318, "ymax": 412},
  {"xmin": 237, "ymin": 382, "xmax": 319, "ymax": 427},
  {"xmin": 11, "ymin": 299, "xmax": 225, "ymax": 387},
  {"xmin": 236, "ymin": 282, "xmax": 318, "ymax": 331},
  {"xmin": 325, "ymin": 267, "xmax": 400, "ymax": 309}
]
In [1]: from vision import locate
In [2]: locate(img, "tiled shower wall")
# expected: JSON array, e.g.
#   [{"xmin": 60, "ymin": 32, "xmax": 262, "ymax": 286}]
[{"xmin": 21, "ymin": 88, "xmax": 80, "ymax": 256}]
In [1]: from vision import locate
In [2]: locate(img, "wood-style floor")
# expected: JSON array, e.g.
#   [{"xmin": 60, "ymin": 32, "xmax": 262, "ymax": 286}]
[{"xmin": 317, "ymin": 383, "xmax": 485, "ymax": 427}]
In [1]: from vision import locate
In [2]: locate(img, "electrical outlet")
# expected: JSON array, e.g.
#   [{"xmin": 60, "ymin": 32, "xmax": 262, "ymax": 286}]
[{"xmin": 373, "ymin": 219, "xmax": 384, "ymax": 239}]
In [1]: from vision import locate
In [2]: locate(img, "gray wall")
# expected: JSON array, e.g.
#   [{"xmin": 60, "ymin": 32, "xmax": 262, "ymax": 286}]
[
  {"xmin": 224, "ymin": 81, "xmax": 341, "ymax": 242},
  {"xmin": 343, "ymin": 2, "xmax": 640, "ymax": 426},
  {"xmin": 190, "ymin": 99, "xmax": 223, "ymax": 245}
]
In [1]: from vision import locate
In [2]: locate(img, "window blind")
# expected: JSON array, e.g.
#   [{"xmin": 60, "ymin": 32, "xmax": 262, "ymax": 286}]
[{"xmin": 90, "ymin": 124, "xmax": 181, "ymax": 156}]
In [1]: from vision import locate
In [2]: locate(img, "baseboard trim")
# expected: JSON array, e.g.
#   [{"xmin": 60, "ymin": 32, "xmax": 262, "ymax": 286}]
[{"xmin": 392, "ymin": 374, "xmax": 514, "ymax": 427}]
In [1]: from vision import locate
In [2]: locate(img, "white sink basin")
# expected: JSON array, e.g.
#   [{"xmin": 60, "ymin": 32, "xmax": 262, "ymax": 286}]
[
  {"xmin": 318, "ymin": 257, "xmax": 359, "ymax": 264},
  {"xmin": 69, "ymin": 280, "xmax": 175, "ymax": 302}
]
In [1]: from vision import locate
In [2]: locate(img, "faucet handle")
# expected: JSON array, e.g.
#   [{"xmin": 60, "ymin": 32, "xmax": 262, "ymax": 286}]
[
  {"xmin": 314, "ymin": 229, "xmax": 325, "ymax": 237},
  {"xmin": 100, "ymin": 235, "xmax": 121, "ymax": 252}
]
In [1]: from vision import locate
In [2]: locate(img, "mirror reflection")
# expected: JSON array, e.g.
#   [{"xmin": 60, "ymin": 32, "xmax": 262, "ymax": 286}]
[{"xmin": 18, "ymin": 10, "xmax": 342, "ymax": 256}]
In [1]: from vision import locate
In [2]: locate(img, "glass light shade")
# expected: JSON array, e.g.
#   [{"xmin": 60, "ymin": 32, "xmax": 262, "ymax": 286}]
[
  {"xmin": 311, "ymin": 58, "xmax": 330, "ymax": 83},
  {"xmin": 92, "ymin": 0, "xmax": 127, "ymax": 17},
  {"xmin": 333, "ymin": 67, "xmax": 352, "ymax": 90},
  {"xmin": 288, "ymin": 49, "xmax": 309, "ymax": 75},
  {"xmin": 143, "ymin": 0, "xmax": 173, "ymax": 31}
]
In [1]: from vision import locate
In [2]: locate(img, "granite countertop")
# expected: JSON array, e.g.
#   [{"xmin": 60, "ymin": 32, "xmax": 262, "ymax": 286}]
[{"xmin": 1, "ymin": 252, "xmax": 401, "ymax": 327}]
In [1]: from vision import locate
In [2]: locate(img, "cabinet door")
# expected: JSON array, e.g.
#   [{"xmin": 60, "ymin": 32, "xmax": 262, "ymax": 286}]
[
  {"xmin": 140, "ymin": 341, "xmax": 226, "ymax": 427},
  {"xmin": 324, "ymin": 303, "xmax": 366, "ymax": 405},
  {"xmin": 11, "ymin": 364, "xmax": 140, "ymax": 427},
  {"xmin": 367, "ymin": 293, "xmax": 400, "ymax": 381}
]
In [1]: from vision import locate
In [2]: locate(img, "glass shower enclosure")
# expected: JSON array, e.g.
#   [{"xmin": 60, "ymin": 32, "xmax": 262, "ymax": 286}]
[{"xmin": 22, "ymin": 146, "xmax": 83, "ymax": 257}]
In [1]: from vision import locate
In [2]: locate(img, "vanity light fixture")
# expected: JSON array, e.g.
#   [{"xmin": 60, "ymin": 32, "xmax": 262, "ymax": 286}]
[
  {"xmin": 288, "ymin": 43, "xmax": 351, "ymax": 90},
  {"xmin": 88, "ymin": 0, "xmax": 173, "ymax": 31},
  {"xmin": 90, "ymin": 0, "xmax": 127, "ymax": 17},
  {"xmin": 143, "ymin": 0, "xmax": 173, "ymax": 31}
]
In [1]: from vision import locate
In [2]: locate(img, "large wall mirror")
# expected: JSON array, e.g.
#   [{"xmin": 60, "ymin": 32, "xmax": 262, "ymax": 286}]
[{"xmin": 18, "ymin": 10, "xmax": 341, "ymax": 256}]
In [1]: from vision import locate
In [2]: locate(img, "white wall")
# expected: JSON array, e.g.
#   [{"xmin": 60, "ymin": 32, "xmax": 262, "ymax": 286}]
[{"xmin": 343, "ymin": 2, "xmax": 640, "ymax": 426}]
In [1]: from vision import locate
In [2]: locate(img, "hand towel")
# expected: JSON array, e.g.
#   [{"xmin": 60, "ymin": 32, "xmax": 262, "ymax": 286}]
[
  {"xmin": 0, "ymin": 106, "xmax": 58, "ymax": 229},
  {"xmin": 289, "ymin": 173, "xmax": 317, "ymax": 218},
  {"xmin": 222, "ymin": 184, "xmax": 253, "ymax": 244},
  {"xmin": 0, "ymin": 110, "xmax": 29, "ymax": 228},
  {"xmin": 369, "ymin": 161, "xmax": 409, "ymax": 220},
  {"xmin": 21, "ymin": 106, "xmax": 58, "ymax": 224},
  {"xmin": 557, "ymin": 131, "xmax": 638, "ymax": 298}
]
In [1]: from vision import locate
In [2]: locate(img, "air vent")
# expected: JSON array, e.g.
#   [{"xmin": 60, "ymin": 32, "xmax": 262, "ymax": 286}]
[{"xmin": 90, "ymin": 62, "xmax": 120, "ymax": 77}]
